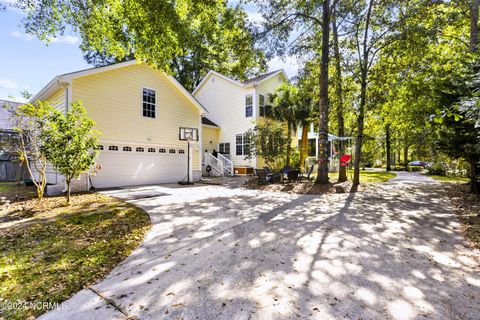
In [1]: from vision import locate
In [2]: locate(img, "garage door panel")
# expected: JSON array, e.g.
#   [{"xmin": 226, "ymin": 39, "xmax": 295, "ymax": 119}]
[{"xmin": 91, "ymin": 151, "xmax": 188, "ymax": 188}]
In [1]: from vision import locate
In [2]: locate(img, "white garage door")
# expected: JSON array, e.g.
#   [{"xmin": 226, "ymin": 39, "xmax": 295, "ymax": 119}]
[{"xmin": 91, "ymin": 145, "xmax": 189, "ymax": 188}]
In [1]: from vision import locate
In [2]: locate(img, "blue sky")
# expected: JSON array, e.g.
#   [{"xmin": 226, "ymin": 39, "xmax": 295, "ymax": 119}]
[{"xmin": 0, "ymin": 3, "xmax": 298, "ymax": 102}]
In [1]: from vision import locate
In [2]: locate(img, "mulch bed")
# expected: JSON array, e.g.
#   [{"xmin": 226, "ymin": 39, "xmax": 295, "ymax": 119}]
[
  {"xmin": 443, "ymin": 183, "xmax": 480, "ymax": 249},
  {"xmin": 243, "ymin": 178, "xmax": 373, "ymax": 194}
]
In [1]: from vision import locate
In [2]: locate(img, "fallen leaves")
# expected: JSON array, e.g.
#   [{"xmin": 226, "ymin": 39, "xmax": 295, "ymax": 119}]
[{"xmin": 0, "ymin": 193, "xmax": 151, "ymax": 320}]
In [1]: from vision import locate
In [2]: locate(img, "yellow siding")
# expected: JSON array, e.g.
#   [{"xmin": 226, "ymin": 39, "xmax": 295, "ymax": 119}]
[
  {"xmin": 202, "ymin": 126, "xmax": 219, "ymax": 153},
  {"xmin": 71, "ymin": 63, "xmax": 201, "ymax": 170},
  {"xmin": 45, "ymin": 88, "xmax": 66, "ymax": 114}
]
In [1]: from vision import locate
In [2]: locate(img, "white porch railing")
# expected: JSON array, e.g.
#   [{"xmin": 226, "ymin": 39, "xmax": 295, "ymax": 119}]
[
  {"xmin": 204, "ymin": 152, "xmax": 223, "ymax": 176},
  {"xmin": 218, "ymin": 153, "xmax": 234, "ymax": 176}
]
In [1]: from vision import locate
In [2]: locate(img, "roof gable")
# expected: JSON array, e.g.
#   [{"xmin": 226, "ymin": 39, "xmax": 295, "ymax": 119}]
[
  {"xmin": 32, "ymin": 61, "xmax": 207, "ymax": 113},
  {"xmin": 192, "ymin": 69, "xmax": 289, "ymax": 96}
]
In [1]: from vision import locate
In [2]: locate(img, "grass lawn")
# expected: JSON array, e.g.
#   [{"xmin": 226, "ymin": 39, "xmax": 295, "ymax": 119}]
[
  {"xmin": 0, "ymin": 193, "xmax": 150, "ymax": 320},
  {"xmin": 0, "ymin": 182, "xmax": 37, "ymax": 200},
  {"xmin": 426, "ymin": 175, "xmax": 470, "ymax": 183},
  {"xmin": 327, "ymin": 170, "xmax": 397, "ymax": 183}
]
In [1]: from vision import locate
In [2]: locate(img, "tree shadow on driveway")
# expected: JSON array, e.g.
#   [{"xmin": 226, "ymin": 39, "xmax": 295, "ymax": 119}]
[{"xmin": 45, "ymin": 181, "xmax": 480, "ymax": 319}]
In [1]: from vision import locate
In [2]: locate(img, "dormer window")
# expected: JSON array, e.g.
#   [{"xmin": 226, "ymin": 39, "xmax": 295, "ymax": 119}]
[
  {"xmin": 245, "ymin": 95, "xmax": 253, "ymax": 117},
  {"xmin": 142, "ymin": 87, "xmax": 156, "ymax": 118}
]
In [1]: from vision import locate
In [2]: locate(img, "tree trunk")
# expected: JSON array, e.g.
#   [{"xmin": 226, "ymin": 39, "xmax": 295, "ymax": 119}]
[
  {"xmin": 386, "ymin": 125, "xmax": 391, "ymax": 171},
  {"xmin": 351, "ymin": 0, "xmax": 374, "ymax": 192},
  {"xmin": 299, "ymin": 123, "xmax": 309, "ymax": 170},
  {"xmin": 315, "ymin": 0, "xmax": 331, "ymax": 185},
  {"xmin": 66, "ymin": 179, "xmax": 71, "ymax": 204},
  {"xmin": 332, "ymin": 5, "xmax": 347, "ymax": 183},
  {"xmin": 403, "ymin": 145, "xmax": 409, "ymax": 170},
  {"xmin": 286, "ymin": 122, "xmax": 291, "ymax": 167},
  {"xmin": 470, "ymin": 0, "xmax": 480, "ymax": 52},
  {"xmin": 469, "ymin": 159, "xmax": 480, "ymax": 195}
]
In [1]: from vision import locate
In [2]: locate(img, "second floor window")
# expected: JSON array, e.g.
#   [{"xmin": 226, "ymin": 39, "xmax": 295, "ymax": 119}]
[
  {"xmin": 219, "ymin": 143, "xmax": 230, "ymax": 155},
  {"xmin": 142, "ymin": 88, "xmax": 156, "ymax": 118},
  {"xmin": 259, "ymin": 94, "xmax": 266, "ymax": 117},
  {"xmin": 245, "ymin": 95, "xmax": 253, "ymax": 117}
]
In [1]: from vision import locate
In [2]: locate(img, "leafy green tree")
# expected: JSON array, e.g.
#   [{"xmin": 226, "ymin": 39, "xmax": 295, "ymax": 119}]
[
  {"xmin": 245, "ymin": 119, "xmax": 289, "ymax": 171},
  {"xmin": 13, "ymin": 0, "xmax": 266, "ymax": 91},
  {"xmin": 11, "ymin": 102, "xmax": 54, "ymax": 201},
  {"xmin": 254, "ymin": 0, "xmax": 331, "ymax": 183},
  {"xmin": 269, "ymin": 83, "xmax": 314, "ymax": 169},
  {"xmin": 41, "ymin": 102, "xmax": 99, "ymax": 203}
]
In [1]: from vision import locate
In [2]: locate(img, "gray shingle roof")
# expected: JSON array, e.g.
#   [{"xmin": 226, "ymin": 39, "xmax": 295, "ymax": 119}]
[{"xmin": 242, "ymin": 70, "xmax": 283, "ymax": 85}]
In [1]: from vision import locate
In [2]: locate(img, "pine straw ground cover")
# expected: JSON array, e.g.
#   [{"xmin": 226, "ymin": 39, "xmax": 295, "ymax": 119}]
[
  {"xmin": 0, "ymin": 193, "xmax": 150, "ymax": 320},
  {"xmin": 245, "ymin": 170, "xmax": 396, "ymax": 194},
  {"xmin": 443, "ymin": 183, "xmax": 480, "ymax": 249}
]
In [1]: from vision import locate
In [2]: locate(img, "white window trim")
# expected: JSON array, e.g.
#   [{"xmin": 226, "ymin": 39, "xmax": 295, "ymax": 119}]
[
  {"xmin": 236, "ymin": 133, "xmax": 250, "ymax": 156},
  {"xmin": 141, "ymin": 86, "xmax": 157, "ymax": 119},
  {"xmin": 259, "ymin": 94, "xmax": 266, "ymax": 117},
  {"xmin": 245, "ymin": 94, "xmax": 253, "ymax": 118}
]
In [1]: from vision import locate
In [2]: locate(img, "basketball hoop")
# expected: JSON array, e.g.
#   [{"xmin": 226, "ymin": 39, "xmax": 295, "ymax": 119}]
[
  {"xmin": 178, "ymin": 127, "xmax": 198, "ymax": 185},
  {"xmin": 179, "ymin": 127, "xmax": 198, "ymax": 142}
]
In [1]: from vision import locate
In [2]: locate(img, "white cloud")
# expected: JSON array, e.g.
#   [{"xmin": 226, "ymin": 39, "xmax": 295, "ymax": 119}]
[
  {"xmin": 49, "ymin": 35, "xmax": 80, "ymax": 45},
  {"xmin": 10, "ymin": 30, "xmax": 34, "ymax": 41},
  {"xmin": 247, "ymin": 11, "xmax": 264, "ymax": 25},
  {"xmin": 268, "ymin": 56, "xmax": 301, "ymax": 79},
  {"xmin": 0, "ymin": 79, "xmax": 19, "ymax": 91},
  {"xmin": 10, "ymin": 30, "xmax": 80, "ymax": 44}
]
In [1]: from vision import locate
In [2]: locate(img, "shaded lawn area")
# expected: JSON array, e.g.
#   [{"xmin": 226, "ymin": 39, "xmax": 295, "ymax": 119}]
[
  {"xmin": 327, "ymin": 169, "xmax": 397, "ymax": 183},
  {"xmin": 443, "ymin": 183, "xmax": 480, "ymax": 249},
  {"xmin": 427, "ymin": 175, "xmax": 470, "ymax": 183},
  {"xmin": 0, "ymin": 193, "xmax": 151, "ymax": 320},
  {"xmin": 0, "ymin": 182, "xmax": 37, "ymax": 200}
]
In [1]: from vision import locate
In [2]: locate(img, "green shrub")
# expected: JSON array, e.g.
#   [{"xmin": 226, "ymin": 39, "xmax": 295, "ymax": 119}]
[
  {"xmin": 410, "ymin": 166, "xmax": 423, "ymax": 172},
  {"xmin": 426, "ymin": 162, "xmax": 446, "ymax": 176}
]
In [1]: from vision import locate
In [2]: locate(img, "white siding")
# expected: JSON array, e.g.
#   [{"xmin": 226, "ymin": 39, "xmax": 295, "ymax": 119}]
[
  {"xmin": 195, "ymin": 72, "xmax": 287, "ymax": 168},
  {"xmin": 195, "ymin": 75, "xmax": 257, "ymax": 167}
]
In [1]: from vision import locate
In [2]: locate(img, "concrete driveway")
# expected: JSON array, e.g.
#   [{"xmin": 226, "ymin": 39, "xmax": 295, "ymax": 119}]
[{"xmin": 41, "ymin": 172, "xmax": 480, "ymax": 320}]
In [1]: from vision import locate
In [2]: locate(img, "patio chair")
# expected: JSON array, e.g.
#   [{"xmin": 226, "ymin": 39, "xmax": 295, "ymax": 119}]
[
  {"xmin": 264, "ymin": 167, "xmax": 282, "ymax": 183},
  {"xmin": 255, "ymin": 168, "xmax": 269, "ymax": 185},
  {"xmin": 299, "ymin": 164, "xmax": 315, "ymax": 182},
  {"xmin": 285, "ymin": 169, "xmax": 300, "ymax": 183},
  {"xmin": 280, "ymin": 166, "xmax": 293, "ymax": 174}
]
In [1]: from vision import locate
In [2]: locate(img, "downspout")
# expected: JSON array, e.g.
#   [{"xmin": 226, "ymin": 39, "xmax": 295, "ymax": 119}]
[{"xmin": 58, "ymin": 80, "xmax": 72, "ymax": 114}]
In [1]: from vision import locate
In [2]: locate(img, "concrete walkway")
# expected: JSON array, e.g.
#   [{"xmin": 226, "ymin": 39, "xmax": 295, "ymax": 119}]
[{"xmin": 41, "ymin": 173, "xmax": 480, "ymax": 320}]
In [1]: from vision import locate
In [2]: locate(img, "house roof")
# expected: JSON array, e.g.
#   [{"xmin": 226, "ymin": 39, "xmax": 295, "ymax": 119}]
[
  {"xmin": 201, "ymin": 117, "xmax": 220, "ymax": 128},
  {"xmin": 192, "ymin": 69, "xmax": 289, "ymax": 96},
  {"xmin": 31, "ymin": 60, "xmax": 207, "ymax": 113},
  {"xmin": 242, "ymin": 70, "xmax": 284, "ymax": 85}
]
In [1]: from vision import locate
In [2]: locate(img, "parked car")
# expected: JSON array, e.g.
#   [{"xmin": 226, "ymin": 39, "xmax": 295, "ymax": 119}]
[{"xmin": 409, "ymin": 161, "xmax": 429, "ymax": 167}]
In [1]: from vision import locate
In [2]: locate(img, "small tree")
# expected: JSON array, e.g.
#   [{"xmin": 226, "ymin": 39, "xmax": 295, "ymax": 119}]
[
  {"xmin": 245, "ymin": 119, "xmax": 289, "ymax": 171},
  {"xmin": 10, "ymin": 101, "xmax": 53, "ymax": 201},
  {"xmin": 41, "ymin": 102, "xmax": 99, "ymax": 203}
]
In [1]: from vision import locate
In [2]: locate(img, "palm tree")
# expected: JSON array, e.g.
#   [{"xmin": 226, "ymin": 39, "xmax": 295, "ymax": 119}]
[{"xmin": 269, "ymin": 83, "xmax": 313, "ymax": 168}]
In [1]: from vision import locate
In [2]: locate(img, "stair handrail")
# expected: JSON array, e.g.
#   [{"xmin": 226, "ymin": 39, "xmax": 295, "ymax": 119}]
[
  {"xmin": 217, "ymin": 153, "xmax": 234, "ymax": 176},
  {"xmin": 204, "ymin": 152, "xmax": 224, "ymax": 176}
]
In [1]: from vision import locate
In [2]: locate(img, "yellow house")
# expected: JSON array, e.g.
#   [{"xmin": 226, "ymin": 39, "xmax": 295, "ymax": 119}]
[{"xmin": 33, "ymin": 61, "xmax": 205, "ymax": 189}]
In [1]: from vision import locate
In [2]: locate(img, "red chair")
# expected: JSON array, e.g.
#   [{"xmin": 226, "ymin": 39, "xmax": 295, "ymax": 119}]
[{"xmin": 340, "ymin": 155, "xmax": 352, "ymax": 166}]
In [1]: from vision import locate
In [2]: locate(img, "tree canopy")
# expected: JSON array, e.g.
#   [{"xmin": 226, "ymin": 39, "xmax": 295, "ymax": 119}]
[{"xmin": 14, "ymin": 0, "xmax": 267, "ymax": 91}]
